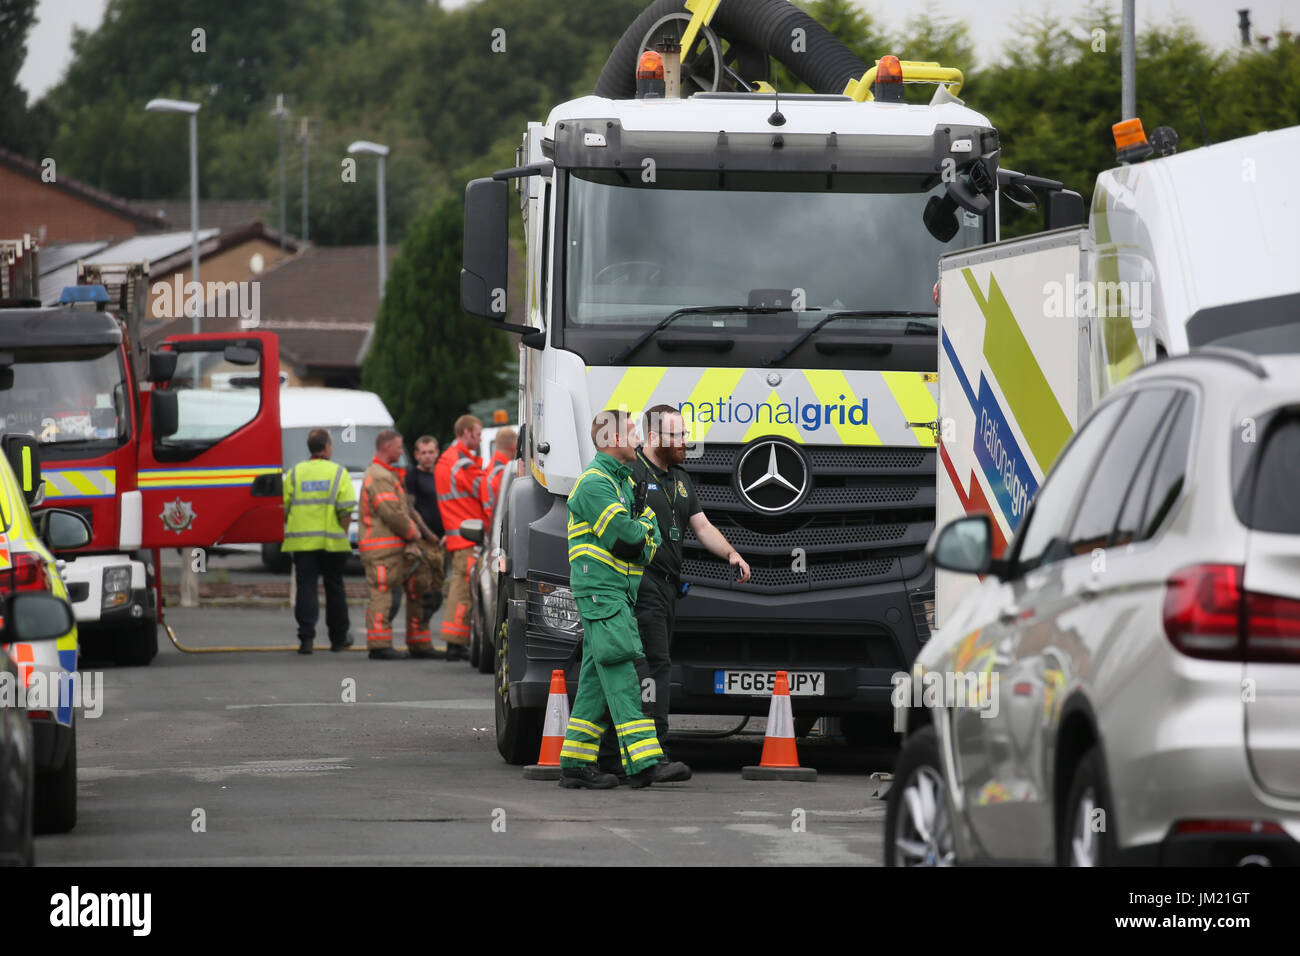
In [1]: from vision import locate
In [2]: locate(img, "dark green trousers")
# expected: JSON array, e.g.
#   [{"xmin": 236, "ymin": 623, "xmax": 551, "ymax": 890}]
[{"xmin": 599, "ymin": 569, "xmax": 677, "ymax": 763}]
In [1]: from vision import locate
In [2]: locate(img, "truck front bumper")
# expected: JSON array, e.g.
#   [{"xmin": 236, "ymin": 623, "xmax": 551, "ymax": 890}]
[
  {"xmin": 60, "ymin": 554, "xmax": 152, "ymax": 628},
  {"xmin": 508, "ymin": 572, "xmax": 932, "ymax": 716}
]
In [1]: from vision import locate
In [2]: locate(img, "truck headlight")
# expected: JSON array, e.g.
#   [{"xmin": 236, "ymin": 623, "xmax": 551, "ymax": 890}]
[
  {"xmin": 539, "ymin": 584, "xmax": 580, "ymax": 633},
  {"xmin": 102, "ymin": 566, "xmax": 132, "ymax": 608}
]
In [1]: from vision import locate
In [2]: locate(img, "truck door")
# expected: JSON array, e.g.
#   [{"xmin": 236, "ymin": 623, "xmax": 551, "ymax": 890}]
[{"xmin": 137, "ymin": 332, "xmax": 283, "ymax": 548}]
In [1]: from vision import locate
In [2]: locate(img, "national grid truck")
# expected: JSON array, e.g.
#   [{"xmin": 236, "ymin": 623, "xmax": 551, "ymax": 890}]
[{"xmin": 459, "ymin": 0, "xmax": 1085, "ymax": 762}]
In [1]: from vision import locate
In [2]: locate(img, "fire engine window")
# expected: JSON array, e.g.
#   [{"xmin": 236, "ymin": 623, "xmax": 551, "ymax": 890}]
[
  {"xmin": 164, "ymin": 347, "xmax": 262, "ymax": 444},
  {"xmin": 0, "ymin": 346, "xmax": 130, "ymax": 448}
]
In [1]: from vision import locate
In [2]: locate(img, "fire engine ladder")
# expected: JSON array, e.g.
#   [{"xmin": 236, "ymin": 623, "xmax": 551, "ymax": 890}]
[{"xmin": 1, "ymin": 235, "xmax": 40, "ymax": 303}]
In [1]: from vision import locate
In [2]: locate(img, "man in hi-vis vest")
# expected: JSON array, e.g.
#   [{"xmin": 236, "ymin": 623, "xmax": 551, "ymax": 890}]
[{"xmin": 283, "ymin": 428, "xmax": 356, "ymax": 654}]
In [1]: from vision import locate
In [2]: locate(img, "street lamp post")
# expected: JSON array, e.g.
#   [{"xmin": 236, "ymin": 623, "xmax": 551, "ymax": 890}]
[
  {"xmin": 145, "ymin": 97, "xmax": 203, "ymax": 609},
  {"xmin": 347, "ymin": 140, "xmax": 390, "ymax": 298},
  {"xmin": 271, "ymin": 94, "xmax": 291, "ymax": 252},
  {"xmin": 145, "ymin": 98, "xmax": 202, "ymax": 335}
]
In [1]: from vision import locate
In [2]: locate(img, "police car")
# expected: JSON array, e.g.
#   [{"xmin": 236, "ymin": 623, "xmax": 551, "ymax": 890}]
[
  {"xmin": 0, "ymin": 434, "xmax": 92, "ymax": 836},
  {"xmin": 0, "ymin": 590, "xmax": 79, "ymax": 864}
]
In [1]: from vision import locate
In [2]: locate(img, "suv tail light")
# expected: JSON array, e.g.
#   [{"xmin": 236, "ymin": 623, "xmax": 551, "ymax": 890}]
[
  {"xmin": 1174, "ymin": 819, "xmax": 1285, "ymax": 836},
  {"xmin": 1163, "ymin": 563, "xmax": 1300, "ymax": 663},
  {"xmin": 4, "ymin": 553, "xmax": 50, "ymax": 593}
]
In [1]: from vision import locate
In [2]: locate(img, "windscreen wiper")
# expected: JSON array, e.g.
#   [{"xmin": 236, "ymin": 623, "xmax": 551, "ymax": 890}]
[
  {"xmin": 610, "ymin": 305, "xmax": 807, "ymax": 364},
  {"xmin": 764, "ymin": 310, "xmax": 937, "ymax": 366}
]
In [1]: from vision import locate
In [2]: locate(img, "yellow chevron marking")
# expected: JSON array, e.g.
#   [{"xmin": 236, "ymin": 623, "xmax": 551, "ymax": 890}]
[
  {"xmin": 802, "ymin": 369, "xmax": 883, "ymax": 446},
  {"xmin": 601, "ymin": 366, "xmax": 668, "ymax": 423},
  {"xmin": 679, "ymin": 368, "xmax": 746, "ymax": 443},
  {"xmin": 882, "ymin": 371, "xmax": 938, "ymax": 447},
  {"xmin": 741, "ymin": 388, "xmax": 804, "ymax": 444}
]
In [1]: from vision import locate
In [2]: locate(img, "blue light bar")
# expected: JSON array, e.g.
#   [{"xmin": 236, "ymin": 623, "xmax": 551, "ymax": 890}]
[{"xmin": 59, "ymin": 284, "xmax": 110, "ymax": 304}]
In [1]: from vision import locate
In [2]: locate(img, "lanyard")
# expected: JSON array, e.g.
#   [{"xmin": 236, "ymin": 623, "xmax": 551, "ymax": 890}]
[{"xmin": 644, "ymin": 452, "xmax": 680, "ymax": 539}]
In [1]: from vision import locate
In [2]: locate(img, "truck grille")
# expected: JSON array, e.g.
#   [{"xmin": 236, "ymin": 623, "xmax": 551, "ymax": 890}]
[{"xmin": 681, "ymin": 443, "xmax": 934, "ymax": 594}]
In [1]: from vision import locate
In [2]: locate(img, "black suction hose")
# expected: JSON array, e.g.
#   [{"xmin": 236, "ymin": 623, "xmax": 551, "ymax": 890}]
[{"xmin": 594, "ymin": 0, "xmax": 869, "ymax": 99}]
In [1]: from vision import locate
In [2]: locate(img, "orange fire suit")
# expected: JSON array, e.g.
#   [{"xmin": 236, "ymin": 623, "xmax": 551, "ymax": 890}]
[
  {"xmin": 435, "ymin": 441, "xmax": 487, "ymax": 646},
  {"xmin": 359, "ymin": 456, "xmax": 433, "ymax": 652},
  {"xmin": 482, "ymin": 449, "xmax": 512, "ymax": 524}
]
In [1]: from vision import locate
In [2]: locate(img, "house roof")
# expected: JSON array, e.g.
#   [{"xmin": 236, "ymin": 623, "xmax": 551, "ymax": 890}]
[
  {"xmin": 128, "ymin": 199, "xmax": 273, "ymax": 233},
  {"xmin": 143, "ymin": 244, "xmax": 399, "ymax": 374},
  {"xmin": 38, "ymin": 229, "xmax": 221, "ymax": 305},
  {"xmin": 0, "ymin": 146, "xmax": 168, "ymax": 232}
]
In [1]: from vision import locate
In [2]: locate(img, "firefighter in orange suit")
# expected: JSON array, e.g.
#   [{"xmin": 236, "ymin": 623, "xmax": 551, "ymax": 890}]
[
  {"xmin": 359, "ymin": 429, "xmax": 436, "ymax": 660},
  {"xmin": 435, "ymin": 414, "xmax": 486, "ymax": 662},
  {"xmin": 481, "ymin": 426, "xmax": 516, "ymax": 524}
]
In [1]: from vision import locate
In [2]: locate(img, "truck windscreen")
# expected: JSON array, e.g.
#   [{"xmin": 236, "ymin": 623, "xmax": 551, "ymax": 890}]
[
  {"xmin": 565, "ymin": 169, "xmax": 986, "ymax": 330},
  {"xmin": 0, "ymin": 345, "xmax": 129, "ymax": 448}
]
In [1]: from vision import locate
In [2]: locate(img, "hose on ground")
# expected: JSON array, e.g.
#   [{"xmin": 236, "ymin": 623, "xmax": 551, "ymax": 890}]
[{"xmin": 162, "ymin": 620, "xmax": 366, "ymax": 653}]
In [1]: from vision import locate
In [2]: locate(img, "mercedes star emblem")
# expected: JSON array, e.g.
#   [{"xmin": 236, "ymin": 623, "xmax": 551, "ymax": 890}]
[{"xmin": 736, "ymin": 439, "xmax": 809, "ymax": 514}]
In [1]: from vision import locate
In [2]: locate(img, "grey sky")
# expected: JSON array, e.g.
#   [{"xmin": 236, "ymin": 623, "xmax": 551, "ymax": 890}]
[{"xmin": 17, "ymin": 0, "xmax": 1299, "ymax": 101}]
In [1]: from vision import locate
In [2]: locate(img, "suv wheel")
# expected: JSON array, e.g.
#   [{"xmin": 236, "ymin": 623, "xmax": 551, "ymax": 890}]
[
  {"xmin": 1059, "ymin": 746, "xmax": 1116, "ymax": 866},
  {"xmin": 884, "ymin": 726, "xmax": 955, "ymax": 866},
  {"xmin": 34, "ymin": 723, "xmax": 76, "ymax": 834}
]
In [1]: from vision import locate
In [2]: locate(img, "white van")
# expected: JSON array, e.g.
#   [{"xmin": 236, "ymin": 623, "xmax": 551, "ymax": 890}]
[{"xmin": 261, "ymin": 387, "xmax": 402, "ymax": 571}]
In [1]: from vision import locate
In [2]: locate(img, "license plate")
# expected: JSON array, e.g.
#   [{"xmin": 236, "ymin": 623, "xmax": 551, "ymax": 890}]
[{"xmin": 714, "ymin": 670, "xmax": 825, "ymax": 696}]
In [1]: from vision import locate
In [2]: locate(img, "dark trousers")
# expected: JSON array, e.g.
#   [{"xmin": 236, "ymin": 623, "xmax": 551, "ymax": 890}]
[
  {"xmin": 598, "ymin": 569, "xmax": 677, "ymax": 764},
  {"xmin": 293, "ymin": 550, "xmax": 350, "ymax": 646}
]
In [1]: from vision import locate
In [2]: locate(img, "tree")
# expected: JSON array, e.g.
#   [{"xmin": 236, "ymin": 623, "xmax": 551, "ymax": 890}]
[
  {"xmin": 361, "ymin": 195, "xmax": 513, "ymax": 445},
  {"xmin": 0, "ymin": 0, "xmax": 54, "ymax": 157}
]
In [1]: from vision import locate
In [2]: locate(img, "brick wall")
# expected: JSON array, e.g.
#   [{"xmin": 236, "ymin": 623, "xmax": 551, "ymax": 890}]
[{"xmin": 0, "ymin": 166, "xmax": 142, "ymax": 242}]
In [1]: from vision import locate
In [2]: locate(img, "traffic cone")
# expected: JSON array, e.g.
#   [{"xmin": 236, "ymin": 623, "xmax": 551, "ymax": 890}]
[
  {"xmin": 522, "ymin": 669, "xmax": 570, "ymax": 780},
  {"xmin": 742, "ymin": 671, "xmax": 817, "ymax": 781}
]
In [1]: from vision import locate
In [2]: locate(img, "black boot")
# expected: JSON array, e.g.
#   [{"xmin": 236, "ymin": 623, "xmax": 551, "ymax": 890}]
[
  {"xmin": 559, "ymin": 766, "xmax": 619, "ymax": 790},
  {"xmin": 626, "ymin": 760, "xmax": 692, "ymax": 788},
  {"xmin": 444, "ymin": 642, "xmax": 469, "ymax": 662},
  {"xmin": 368, "ymin": 647, "xmax": 408, "ymax": 660}
]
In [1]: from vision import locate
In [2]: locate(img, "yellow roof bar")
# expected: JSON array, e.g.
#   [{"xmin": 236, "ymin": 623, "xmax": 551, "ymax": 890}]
[{"xmin": 843, "ymin": 60, "xmax": 964, "ymax": 102}]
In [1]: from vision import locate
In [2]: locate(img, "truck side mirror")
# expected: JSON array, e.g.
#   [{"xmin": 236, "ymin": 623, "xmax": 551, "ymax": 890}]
[
  {"xmin": 148, "ymin": 349, "xmax": 178, "ymax": 382},
  {"xmin": 461, "ymin": 177, "xmax": 510, "ymax": 319},
  {"xmin": 1046, "ymin": 189, "xmax": 1086, "ymax": 230},
  {"xmin": 2, "ymin": 434, "xmax": 42, "ymax": 505},
  {"xmin": 223, "ymin": 344, "xmax": 259, "ymax": 366},
  {"xmin": 152, "ymin": 390, "xmax": 179, "ymax": 438},
  {"xmin": 459, "ymin": 519, "xmax": 485, "ymax": 545},
  {"xmin": 35, "ymin": 508, "xmax": 92, "ymax": 551}
]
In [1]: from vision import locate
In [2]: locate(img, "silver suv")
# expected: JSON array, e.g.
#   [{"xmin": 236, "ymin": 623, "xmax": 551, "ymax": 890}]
[{"xmin": 887, "ymin": 349, "xmax": 1300, "ymax": 866}]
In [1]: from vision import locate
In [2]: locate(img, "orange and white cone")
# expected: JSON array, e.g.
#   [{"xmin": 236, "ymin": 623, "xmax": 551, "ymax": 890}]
[
  {"xmin": 742, "ymin": 671, "xmax": 817, "ymax": 781},
  {"xmin": 523, "ymin": 670, "xmax": 570, "ymax": 780}
]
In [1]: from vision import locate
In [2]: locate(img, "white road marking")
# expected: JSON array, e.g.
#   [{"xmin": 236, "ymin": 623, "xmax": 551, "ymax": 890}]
[
  {"xmin": 80, "ymin": 757, "xmax": 354, "ymax": 782},
  {"xmin": 226, "ymin": 699, "xmax": 493, "ymax": 710}
]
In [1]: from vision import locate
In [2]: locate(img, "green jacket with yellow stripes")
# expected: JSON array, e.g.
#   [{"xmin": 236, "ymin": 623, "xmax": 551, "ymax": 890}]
[{"xmin": 567, "ymin": 451, "xmax": 661, "ymax": 617}]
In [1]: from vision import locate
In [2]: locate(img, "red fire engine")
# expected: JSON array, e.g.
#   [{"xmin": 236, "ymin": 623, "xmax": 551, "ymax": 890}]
[{"xmin": 0, "ymin": 240, "xmax": 284, "ymax": 664}]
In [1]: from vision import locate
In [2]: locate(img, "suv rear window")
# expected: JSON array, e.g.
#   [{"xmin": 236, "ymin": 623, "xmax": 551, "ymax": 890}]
[{"xmin": 1236, "ymin": 412, "xmax": 1300, "ymax": 533}]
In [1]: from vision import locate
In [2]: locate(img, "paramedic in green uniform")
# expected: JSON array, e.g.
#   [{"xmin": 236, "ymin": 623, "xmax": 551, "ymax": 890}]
[
  {"xmin": 558, "ymin": 409, "xmax": 692, "ymax": 790},
  {"xmin": 629, "ymin": 404, "xmax": 751, "ymax": 746}
]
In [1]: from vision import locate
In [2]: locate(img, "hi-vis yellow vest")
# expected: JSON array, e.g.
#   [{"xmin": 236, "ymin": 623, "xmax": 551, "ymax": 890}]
[{"xmin": 282, "ymin": 458, "xmax": 355, "ymax": 552}]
